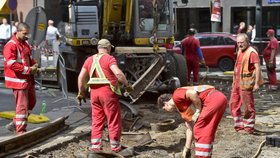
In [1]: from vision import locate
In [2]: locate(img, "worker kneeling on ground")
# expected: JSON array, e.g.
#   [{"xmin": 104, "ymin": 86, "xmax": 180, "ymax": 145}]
[
  {"xmin": 158, "ymin": 85, "xmax": 228, "ymax": 158},
  {"xmin": 77, "ymin": 39, "xmax": 132, "ymax": 152}
]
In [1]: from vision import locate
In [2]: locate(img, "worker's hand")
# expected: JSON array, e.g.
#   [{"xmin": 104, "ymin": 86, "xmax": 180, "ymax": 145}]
[
  {"xmin": 36, "ymin": 68, "xmax": 42, "ymax": 74},
  {"xmin": 181, "ymin": 146, "xmax": 191, "ymax": 158},
  {"xmin": 200, "ymin": 59, "xmax": 206, "ymax": 66},
  {"xmin": 76, "ymin": 91, "xmax": 86, "ymax": 106},
  {"xmin": 192, "ymin": 109, "xmax": 201, "ymax": 123},
  {"xmin": 30, "ymin": 66, "xmax": 38, "ymax": 74},
  {"xmin": 33, "ymin": 63, "xmax": 39, "ymax": 68},
  {"xmin": 253, "ymin": 84, "xmax": 260, "ymax": 92},
  {"xmin": 125, "ymin": 83, "xmax": 134, "ymax": 93},
  {"xmin": 268, "ymin": 61, "xmax": 274, "ymax": 69}
]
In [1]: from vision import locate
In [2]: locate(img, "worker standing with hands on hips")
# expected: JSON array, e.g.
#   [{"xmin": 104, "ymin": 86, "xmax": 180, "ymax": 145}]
[
  {"xmin": 76, "ymin": 39, "xmax": 133, "ymax": 152},
  {"xmin": 4, "ymin": 22, "xmax": 40, "ymax": 135},
  {"xmin": 263, "ymin": 29, "xmax": 278, "ymax": 91},
  {"xmin": 157, "ymin": 85, "xmax": 228, "ymax": 158},
  {"xmin": 230, "ymin": 33, "xmax": 263, "ymax": 134},
  {"xmin": 181, "ymin": 28, "xmax": 206, "ymax": 86}
]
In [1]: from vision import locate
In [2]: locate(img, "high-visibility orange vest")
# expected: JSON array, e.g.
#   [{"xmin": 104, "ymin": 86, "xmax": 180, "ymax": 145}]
[
  {"xmin": 237, "ymin": 47, "xmax": 264, "ymax": 90},
  {"xmin": 87, "ymin": 53, "xmax": 121, "ymax": 95}
]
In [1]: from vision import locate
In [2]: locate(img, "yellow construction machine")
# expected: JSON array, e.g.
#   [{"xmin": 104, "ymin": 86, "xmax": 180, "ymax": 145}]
[{"xmin": 60, "ymin": 0, "xmax": 187, "ymax": 102}]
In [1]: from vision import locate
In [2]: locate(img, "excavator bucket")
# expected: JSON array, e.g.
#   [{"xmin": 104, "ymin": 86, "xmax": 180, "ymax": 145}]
[{"xmin": 127, "ymin": 54, "xmax": 165, "ymax": 103}]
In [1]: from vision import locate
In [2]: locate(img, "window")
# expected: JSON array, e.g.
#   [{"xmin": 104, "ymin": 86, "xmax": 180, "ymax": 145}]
[{"xmin": 198, "ymin": 36, "xmax": 218, "ymax": 46}]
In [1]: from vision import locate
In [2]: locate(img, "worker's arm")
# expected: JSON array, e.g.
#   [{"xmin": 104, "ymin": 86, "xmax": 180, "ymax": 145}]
[
  {"xmin": 186, "ymin": 89, "xmax": 202, "ymax": 123},
  {"xmin": 76, "ymin": 67, "xmax": 88, "ymax": 105},
  {"xmin": 110, "ymin": 64, "xmax": 129, "ymax": 86},
  {"xmin": 185, "ymin": 90, "xmax": 202, "ymax": 111},
  {"xmin": 4, "ymin": 43, "xmax": 37, "ymax": 75},
  {"xmin": 253, "ymin": 62, "xmax": 261, "ymax": 92},
  {"xmin": 196, "ymin": 47, "xmax": 206, "ymax": 65},
  {"xmin": 77, "ymin": 67, "xmax": 88, "ymax": 93},
  {"xmin": 269, "ymin": 48, "xmax": 276, "ymax": 67}
]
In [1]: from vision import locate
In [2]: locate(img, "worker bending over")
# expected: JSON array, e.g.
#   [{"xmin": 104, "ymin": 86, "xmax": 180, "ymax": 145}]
[{"xmin": 158, "ymin": 85, "xmax": 227, "ymax": 158}]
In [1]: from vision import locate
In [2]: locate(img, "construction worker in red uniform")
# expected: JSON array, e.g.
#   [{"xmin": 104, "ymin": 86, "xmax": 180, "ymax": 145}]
[
  {"xmin": 263, "ymin": 29, "xmax": 279, "ymax": 90},
  {"xmin": 3, "ymin": 22, "xmax": 40, "ymax": 135},
  {"xmin": 181, "ymin": 28, "xmax": 206, "ymax": 85},
  {"xmin": 77, "ymin": 39, "xmax": 131, "ymax": 152},
  {"xmin": 158, "ymin": 85, "xmax": 227, "ymax": 158},
  {"xmin": 230, "ymin": 33, "xmax": 263, "ymax": 134}
]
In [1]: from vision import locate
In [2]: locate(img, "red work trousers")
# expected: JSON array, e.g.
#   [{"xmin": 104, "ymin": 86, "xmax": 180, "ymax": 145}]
[
  {"xmin": 194, "ymin": 91, "xmax": 227, "ymax": 158},
  {"xmin": 230, "ymin": 82, "xmax": 255, "ymax": 133},
  {"xmin": 90, "ymin": 86, "xmax": 122, "ymax": 152},
  {"xmin": 13, "ymin": 84, "xmax": 36, "ymax": 135},
  {"xmin": 264, "ymin": 56, "xmax": 277, "ymax": 88},
  {"xmin": 186, "ymin": 58, "xmax": 200, "ymax": 85}
]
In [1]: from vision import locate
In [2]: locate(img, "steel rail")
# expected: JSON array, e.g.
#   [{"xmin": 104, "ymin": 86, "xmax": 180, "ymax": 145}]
[{"xmin": 0, "ymin": 116, "xmax": 68, "ymax": 157}]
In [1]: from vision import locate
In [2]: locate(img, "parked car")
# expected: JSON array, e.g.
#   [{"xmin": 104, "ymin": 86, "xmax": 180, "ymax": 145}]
[{"xmin": 173, "ymin": 32, "xmax": 237, "ymax": 71}]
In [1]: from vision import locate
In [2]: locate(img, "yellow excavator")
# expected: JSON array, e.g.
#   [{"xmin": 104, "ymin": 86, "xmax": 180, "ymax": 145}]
[{"xmin": 60, "ymin": 0, "xmax": 187, "ymax": 103}]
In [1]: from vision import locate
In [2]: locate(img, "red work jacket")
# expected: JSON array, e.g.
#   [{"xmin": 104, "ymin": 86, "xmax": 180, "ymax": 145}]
[{"xmin": 3, "ymin": 36, "xmax": 36, "ymax": 89}]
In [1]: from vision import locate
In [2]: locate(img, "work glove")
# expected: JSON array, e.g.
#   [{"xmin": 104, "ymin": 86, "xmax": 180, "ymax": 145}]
[
  {"xmin": 30, "ymin": 66, "xmax": 38, "ymax": 74},
  {"xmin": 200, "ymin": 59, "xmax": 206, "ymax": 66},
  {"xmin": 125, "ymin": 83, "xmax": 134, "ymax": 93},
  {"xmin": 268, "ymin": 62, "xmax": 275, "ymax": 69},
  {"xmin": 192, "ymin": 109, "xmax": 201, "ymax": 123},
  {"xmin": 76, "ymin": 91, "xmax": 86, "ymax": 106},
  {"xmin": 181, "ymin": 146, "xmax": 191, "ymax": 158},
  {"xmin": 123, "ymin": 83, "xmax": 134, "ymax": 97}
]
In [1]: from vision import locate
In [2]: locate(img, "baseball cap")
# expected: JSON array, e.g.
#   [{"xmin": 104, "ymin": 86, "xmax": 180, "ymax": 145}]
[
  {"xmin": 98, "ymin": 39, "xmax": 114, "ymax": 48},
  {"xmin": 266, "ymin": 29, "xmax": 275, "ymax": 36}
]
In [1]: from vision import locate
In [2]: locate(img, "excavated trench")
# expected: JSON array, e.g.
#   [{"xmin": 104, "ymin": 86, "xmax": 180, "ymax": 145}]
[{"xmin": 28, "ymin": 78, "xmax": 280, "ymax": 158}]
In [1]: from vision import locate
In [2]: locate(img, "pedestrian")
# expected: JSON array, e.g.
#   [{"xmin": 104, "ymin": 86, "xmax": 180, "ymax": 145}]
[
  {"xmin": 230, "ymin": 33, "xmax": 263, "ymax": 134},
  {"xmin": 0, "ymin": 18, "xmax": 11, "ymax": 41},
  {"xmin": 158, "ymin": 85, "xmax": 228, "ymax": 158},
  {"xmin": 11, "ymin": 21, "xmax": 19, "ymax": 34},
  {"xmin": 263, "ymin": 29, "xmax": 279, "ymax": 90},
  {"xmin": 251, "ymin": 24, "xmax": 256, "ymax": 42},
  {"xmin": 246, "ymin": 25, "xmax": 253, "ymax": 42},
  {"xmin": 181, "ymin": 28, "xmax": 206, "ymax": 85},
  {"xmin": 3, "ymin": 22, "xmax": 40, "ymax": 135},
  {"xmin": 45, "ymin": 20, "xmax": 61, "ymax": 47},
  {"xmin": 76, "ymin": 39, "xmax": 132, "ymax": 152},
  {"xmin": 237, "ymin": 21, "xmax": 246, "ymax": 34},
  {"xmin": 52, "ymin": 34, "xmax": 65, "ymax": 67}
]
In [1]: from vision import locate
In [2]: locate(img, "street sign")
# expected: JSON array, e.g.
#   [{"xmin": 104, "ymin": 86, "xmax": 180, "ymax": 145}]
[
  {"xmin": 7, "ymin": 0, "xmax": 17, "ymax": 12},
  {"xmin": 25, "ymin": 6, "xmax": 47, "ymax": 46},
  {"xmin": 268, "ymin": 0, "xmax": 280, "ymax": 3}
]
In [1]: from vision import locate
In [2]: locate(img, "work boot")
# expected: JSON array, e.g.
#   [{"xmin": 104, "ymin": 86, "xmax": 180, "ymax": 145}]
[{"xmin": 5, "ymin": 121, "xmax": 16, "ymax": 132}]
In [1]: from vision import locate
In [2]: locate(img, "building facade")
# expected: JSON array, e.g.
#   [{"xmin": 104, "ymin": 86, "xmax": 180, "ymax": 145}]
[{"xmin": 175, "ymin": 0, "xmax": 280, "ymax": 40}]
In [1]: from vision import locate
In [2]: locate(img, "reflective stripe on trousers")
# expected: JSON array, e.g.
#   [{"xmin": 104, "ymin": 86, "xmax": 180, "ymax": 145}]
[
  {"xmin": 13, "ymin": 84, "xmax": 36, "ymax": 135},
  {"xmin": 230, "ymin": 83, "xmax": 255, "ymax": 131},
  {"xmin": 91, "ymin": 138, "xmax": 102, "ymax": 150},
  {"xmin": 194, "ymin": 91, "xmax": 227, "ymax": 158},
  {"xmin": 90, "ymin": 86, "xmax": 122, "ymax": 151}
]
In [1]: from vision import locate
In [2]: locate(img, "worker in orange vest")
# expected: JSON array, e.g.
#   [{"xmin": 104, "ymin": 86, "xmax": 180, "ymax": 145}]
[{"xmin": 158, "ymin": 85, "xmax": 227, "ymax": 158}]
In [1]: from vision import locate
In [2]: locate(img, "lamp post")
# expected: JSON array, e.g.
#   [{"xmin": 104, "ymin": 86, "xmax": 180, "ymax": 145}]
[
  {"xmin": 210, "ymin": 0, "xmax": 221, "ymax": 32},
  {"xmin": 255, "ymin": 0, "xmax": 262, "ymax": 39}
]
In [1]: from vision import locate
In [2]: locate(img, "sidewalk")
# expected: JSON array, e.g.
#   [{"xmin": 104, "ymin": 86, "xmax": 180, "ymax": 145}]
[{"xmin": 203, "ymin": 55, "xmax": 280, "ymax": 82}]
